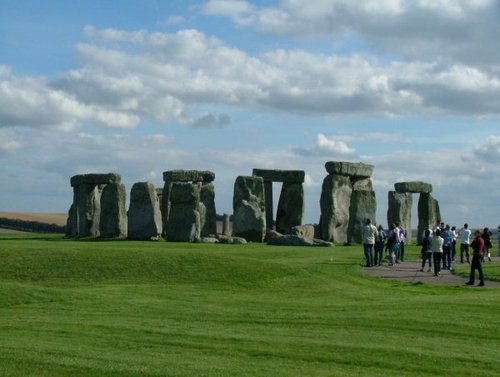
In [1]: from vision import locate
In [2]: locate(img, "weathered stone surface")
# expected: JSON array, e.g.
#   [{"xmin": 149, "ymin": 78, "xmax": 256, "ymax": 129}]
[
  {"xmin": 167, "ymin": 182, "xmax": 201, "ymax": 242},
  {"xmin": 348, "ymin": 190, "xmax": 377, "ymax": 243},
  {"xmin": 162, "ymin": 170, "xmax": 215, "ymax": 183},
  {"xmin": 233, "ymin": 176, "xmax": 266, "ymax": 242},
  {"xmin": 324, "ymin": 161, "xmax": 373, "ymax": 178},
  {"xmin": 222, "ymin": 213, "xmax": 232, "ymax": 236},
  {"xmin": 387, "ymin": 191, "xmax": 412, "ymax": 240},
  {"xmin": 70, "ymin": 173, "xmax": 121, "ymax": 187},
  {"xmin": 252, "ymin": 169, "xmax": 305, "ymax": 183},
  {"xmin": 128, "ymin": 182, "xmax": 162, "ymax": 240},
  {"xmin": 200, "ymin": 182, "xmax": 216, "ymax": 236},
  {"xmin": 352, "ymin": 177, "xmax": 373, "ymax": 191},
  {"xmin": 265, "ymin": 229, "xmax": 283, "ymax": 242},
  {"xmin": 319, "ymin": 174, "xmax": 352, "ymax": 243},
  {"xmin": 263, "ymin": 180, "xmax": 274, "ymax": 229},
  {"xmin": 197, "ymin": 237, "xmax": 219, "ymax": 244},
  {"xmin": 70, "ymin": 183, "xmax": 103, "ymax": 238},
  {"xmin": 99, "ymin": 183, "xmax": 127, "ymax": 239},
  {"xmin": 312, "ymin": 238, "xmax": 334, "ymax": 247},
  {"xmin": 216, "ymin": 234, "xmax": 248, "ymax": 244},
  {"xmin": 417, "ymin": 193, "xmax": 441, "ymax": 244},
  {"xmin": 66, "ymin": 204, "xmax": 76, "ymax": 237},
  {"xmin": 267, "ymin": 234, "xmax": 314, "ymax": 246},
  {"xmin": 395, "ymin": 181, "xmax": 432, "ymax": 194},
  {"xmin": 289, "ymin": 225, "xmax": 315, "ymax": 239},
  {"xmin": 276, "ymin": 182, "xmax": 304, "ymax": 234}
]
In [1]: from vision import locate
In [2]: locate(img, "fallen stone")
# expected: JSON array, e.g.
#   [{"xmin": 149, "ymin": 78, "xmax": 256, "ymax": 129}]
[
  {"xmin": 289, "ymin": 225, "xmax": 315, "ymax": 239},
  {"xmin": 267, "ymin": 234, "xmax": 314, "ymax": 246}
]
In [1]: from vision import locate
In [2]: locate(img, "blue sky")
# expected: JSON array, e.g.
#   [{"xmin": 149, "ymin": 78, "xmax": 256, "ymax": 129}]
[{"xmin": 1, "ymin": 0, "xmax": 499, "ymax": 229}]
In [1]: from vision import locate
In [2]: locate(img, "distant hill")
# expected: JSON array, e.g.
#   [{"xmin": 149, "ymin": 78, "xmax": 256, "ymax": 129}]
[{"xmin": 0, "ymin": 212, "xmax": 67, "ymax": 233}]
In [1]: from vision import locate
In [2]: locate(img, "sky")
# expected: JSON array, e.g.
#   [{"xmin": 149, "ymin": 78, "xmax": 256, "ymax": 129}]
[{"xmin": 1, "ymin": 0, "xmax": 499, "ymax": 230}]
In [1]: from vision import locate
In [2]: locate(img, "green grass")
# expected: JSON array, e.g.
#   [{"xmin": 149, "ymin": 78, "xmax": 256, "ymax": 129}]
[{"xmin": 0, "ymin": 233, "xmax": 499, "ymax": 376}]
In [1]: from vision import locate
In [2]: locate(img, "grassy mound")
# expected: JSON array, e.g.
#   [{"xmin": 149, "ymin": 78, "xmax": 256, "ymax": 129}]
[{"xmin": 0, "ymin": 235, "xmax": 499, "ymax": 376}]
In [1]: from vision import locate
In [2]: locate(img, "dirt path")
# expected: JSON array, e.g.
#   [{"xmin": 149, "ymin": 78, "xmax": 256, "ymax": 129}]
[{"xmin": 363, "ymin": 257, "xmax": 500, "ymax": 288}]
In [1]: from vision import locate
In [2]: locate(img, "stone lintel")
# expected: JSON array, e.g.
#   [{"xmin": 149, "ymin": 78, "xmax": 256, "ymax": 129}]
[
  {"xmin": 324, "ymin": 161, "xmax": 373, "ymax": 178},
  {"xmin": 394, "ymin": 181, "xmax": 432, "ymax": 194},
  {"xmin": 252, "ymin": 169, "xmax": 305, "ymax": 183},
  {"xmin": 162, "ymin": 170, "xmax": 215, "ymax": 183},
  {"xmin": 70, "ymin": 173, "xmax": 121, "ymax": 187}
]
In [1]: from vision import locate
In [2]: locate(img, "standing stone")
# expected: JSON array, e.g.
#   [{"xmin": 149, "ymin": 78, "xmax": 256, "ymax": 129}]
[
  {"xmin": 387, "ymin": 191, "xmax": 412, "ymax": 239},
  {"xmin": 222, "ymin": 213, "xmax": 232, "ymax": 236},
  {"xmin": 167, "ymin": 182, "xmax": 201, "ymax": 242},
  {"xmin": 100, "ymin": 183, "xmax": 127, "ymax": 239},
  {"xmin": 319, "ymin": 174, "xmax": 352, "ymax": 243},
  {"xmin": 200, "ymin": 182, "xmax": 216, "ymax": 236},
  {"xmin": 417, "ymin": 193, "xmax": 441, "ymax": 244},
  {"xmin": 128, "ymin": 182, "xmax": 162, "ymax": 240},
  {"xmin": 68, "ymin": 173, "xmax": 121, "ymax": 238},
  {"xmin": 276, "ymin": 182, "xmax": 304, "ymax": 234},
  {"xmin": 233, "ymin": 176, "xmax": 266, "ymax": 242},
  {"xmin": 348, "ymin": 190, "xmax": 377, "ymax": 243}
]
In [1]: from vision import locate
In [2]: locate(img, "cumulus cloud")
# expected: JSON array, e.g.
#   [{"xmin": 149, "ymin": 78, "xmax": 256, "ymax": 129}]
[
  {"xmin": 293, "ymin": 133, "xmax": 356, "ymax": 157},
  {"xmin": 203, "ymin": 0, "xmax": 499, "ymax": 65}
]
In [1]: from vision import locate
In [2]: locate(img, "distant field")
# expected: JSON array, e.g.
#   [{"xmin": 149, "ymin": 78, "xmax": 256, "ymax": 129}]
[
  {"xmin": 0, "ymin": 234, "xmax": 499, "ymax": 377},
  {"xmin": 0, "ymin": 211, "xmax": 67, "ymax": 226}
]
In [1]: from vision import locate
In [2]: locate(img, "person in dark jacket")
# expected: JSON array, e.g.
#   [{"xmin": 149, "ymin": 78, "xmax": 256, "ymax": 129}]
[{"xmin": 466, "ymin": 230, "xmax": 485, "ymax": 286}]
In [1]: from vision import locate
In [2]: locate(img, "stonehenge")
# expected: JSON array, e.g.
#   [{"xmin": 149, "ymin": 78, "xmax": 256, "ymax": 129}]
[
  {"xmin": 387, "ymin": 181, "xmax": 441, "ymax": 244},
  {"xmin": 67, "ymin": 163, "xmax": 442, "ymax": 245},
  {"xmin": 319, "ymin": 161, "xmax": 376, "ymax": 244}
]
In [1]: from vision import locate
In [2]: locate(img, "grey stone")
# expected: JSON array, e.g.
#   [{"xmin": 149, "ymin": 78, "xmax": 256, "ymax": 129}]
[
  {"xmin": 100, "ymin": 183, "xmax": 127, "ymax": 239},
  {"xmin": 197, "ymin": 237, "xmax": 219, "ymax": 244},
  {"xmin": 417, "ymin": 193, "xmax": 441, "ymax": 244},
  {"xmin": 263, "ymin": 180, "xmax": 274, "ymax": 229},
  {"xmin": 319, "ymin": 174, "xmax": 352, "ymax": 243},
  {"xmin": 232, "ymin": 176, "xmax": 266, "ymax": 242},
  {"xmin": 276, "ymin": 182, "xmax": 304, "ymax": 234},
  {"xmin": 387, "ymin": 191, "xmax": 412, "ymax": 240},
  {"xmin": 167, "ymin": 182, "xmax": 201, "ymax": 242},
  {"xmin": 252, "ymin": 169, "xmax": 305, "ymax": 183},
  {"xmin": 222, "ymin": 213, "xmax": 232, "ymax": 236},
  {"xmin": 162, "ymin": 170, "xmax": 215, "ymax": 183},
  {"xmin": 267, "ymin": 234, "xmax": 314, "ymax": 246},
  {"xmin": 200, "ymin": 182, "xmax": 216, "ymax": 236},
  {"xmin": 232, "ymin": 237, "xmax": 248, "ymax": 244},
  {"xmin": 128, "ymin": 182, "xmax": 162, "ymax": 240},
  {"xmin": 394, "ymin": 181, "xmax": 432, "ymax": 194},
  {"xmin": 312, "ymin": 238, "xmax": 334, "ymax": 247},
  {"xmin": 352, "ymin": 177, "xmax": 373, "ymax": 191},
  {"xmin": 70, "ymin": 173, "xmax": 121, "ymax": 187},
  {"xmin": 289, "ymin": 225, "xmax": 315, "ymax": 239},
  {"xmin": 324, "ymin": 161, "xmax": 373, "ymax": 178},
  {"xmin": 348, "ymin": 190, "xmax": 377, "ymax": 243},
  {"xmin": 71, "ymin": 183, "xmax": 103, "ymax": 238}
]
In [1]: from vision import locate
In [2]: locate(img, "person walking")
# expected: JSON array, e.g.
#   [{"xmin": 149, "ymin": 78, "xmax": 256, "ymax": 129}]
[
  {"xmin": 466, "ymin": 230, "xmax": 486, "ymax": 286},
  {"xmin": 459, "ymin": 223, "xmax": 471, "ymax": 263},
  {"xmin": 481, "ymin": 227, "xmax": 492, "ymax": 262},
  {"xmin": 386, "ymin": 223, "xmax": 400, "ymax": 266},
  {"xmin": 451, "ymin": 226, "xmax": 458, "ymax": 261},
  {"xmin": 420, "ymin": 229, "xmax": 432, "ymax": 272},
  {"xmin": 362, "ymin": 219, "xmax": 378, "ymax": 267},
  {"xmin": 431, "ymin": 228, "xmax": 444, "ymax": 276},
  {"xmin": 374, "ymin": 225, "xmax": 386, "ymax": 266},
  {"xmin": 442, "ymin": 224, "xmax": 453, "ymax": 270}
]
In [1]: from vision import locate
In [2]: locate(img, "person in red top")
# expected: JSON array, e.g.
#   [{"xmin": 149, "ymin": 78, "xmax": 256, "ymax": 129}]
[{"xmin": 466, "ymin": 230, "xmax": 486, "ymax": 286}]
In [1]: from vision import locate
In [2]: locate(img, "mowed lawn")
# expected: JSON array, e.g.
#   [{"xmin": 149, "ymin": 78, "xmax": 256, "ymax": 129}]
[{"xmin": 0, "ymin": 234, "xmax": 499, "ymax": 377}]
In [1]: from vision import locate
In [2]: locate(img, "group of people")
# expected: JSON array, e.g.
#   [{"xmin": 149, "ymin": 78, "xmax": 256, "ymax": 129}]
[
  {"xmin": 361, "ymin": 219, "xmax": 407, "ymax": 268},
  {"xmin": 362, "ymin": 219, "xmax": 495, "ymax": 287}
]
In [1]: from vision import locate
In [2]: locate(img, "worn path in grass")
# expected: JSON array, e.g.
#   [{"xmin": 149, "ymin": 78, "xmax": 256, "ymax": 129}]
[{"xmin": 364, "ymin": 256, "xmax": 500, "ymax": 288}]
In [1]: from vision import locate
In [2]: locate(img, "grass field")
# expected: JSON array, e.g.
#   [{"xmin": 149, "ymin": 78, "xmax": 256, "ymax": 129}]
[{"xmin": 0, "ymin": 233, "xmax": 499, "ymax": 376}]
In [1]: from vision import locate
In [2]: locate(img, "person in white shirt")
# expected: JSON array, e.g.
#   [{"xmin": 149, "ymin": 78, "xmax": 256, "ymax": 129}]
[
  {"xmin": 460, "ymin": 223, "xmax": 472, "ymax": 263},
  {"xmin": 362, "ymin": 219, "xmax": 378, "ymax": 267},
  {"xmin": 431, "ymin": 228, "xmax": 444, "ymax": 276}
]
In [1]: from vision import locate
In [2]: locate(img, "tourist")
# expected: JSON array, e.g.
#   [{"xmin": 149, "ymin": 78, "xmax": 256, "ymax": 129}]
[
  {"xmin": 466, "ymin": 230, "xmax": 485, "ymax": 286},
  {"xmin": 374, "ymin": 224, "xmax": 386, "ymax": 266},
  {"xmin": 398, "ymin": 224, "xmax": 407, "ymax": 262},
  {"xmin": 394, "ymin": 222, "xmax": 403, "ymax": 263},
  {"xmin": 431, "ymin": 228, "xmax": 444, "ymax": 276},
  {"xmin": 362, "ymin": 219, "xmax": 378, "ymax": 267},
  {"xmin": 386, "ymin": 223, "xmax": 400, "ymax": 266},
  {"xmin": 451, "ymin": 225, "xmax": 458, "ymax": 261},
  {"xmin": 482, "ymin": 227, "xmax": 493, "ymax": 262},
  {"xmin": 459, "ymin": 223, "xmax": 471, "ymax": 263},
  {"xmin": 420, "ymin": 229, "xmax": 433, "ymax": 272},
  {"xmin": 441, "ymin": 224, "xmax": 453, "ymax": 270}
]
